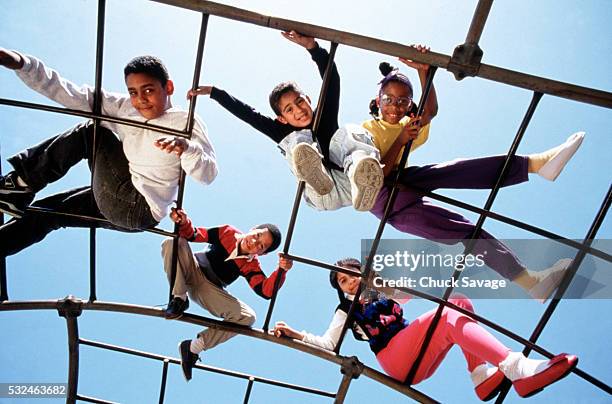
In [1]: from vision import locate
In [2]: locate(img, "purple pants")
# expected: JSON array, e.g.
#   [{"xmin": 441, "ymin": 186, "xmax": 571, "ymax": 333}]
[{"xmin": 371, "ymin": 155, "xmax": 529, "ymax": 280}]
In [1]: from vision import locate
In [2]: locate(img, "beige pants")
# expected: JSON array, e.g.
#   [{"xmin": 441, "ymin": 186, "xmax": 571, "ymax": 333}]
[{"xmin": 161, "ymin": 238, "xmax": 256, "ymax": 351}]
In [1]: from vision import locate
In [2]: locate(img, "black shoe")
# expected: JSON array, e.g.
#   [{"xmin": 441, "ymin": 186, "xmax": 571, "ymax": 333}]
[
  {"xmin": 0, "ymin": 172, "xmax": 34, "ymax": 218},
  {"xmin": 165, "ymin": 296, "xmax": 189, "ymax": 319},
  {"xmin": 178, "ymin": 339, "xmax": 199, "ymax": 381}
]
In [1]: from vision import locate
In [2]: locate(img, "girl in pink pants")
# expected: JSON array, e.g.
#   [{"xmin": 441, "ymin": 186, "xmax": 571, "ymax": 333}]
[{"xmin": 273, "ymin": 258, "xmax": 578, "ymax": 401}]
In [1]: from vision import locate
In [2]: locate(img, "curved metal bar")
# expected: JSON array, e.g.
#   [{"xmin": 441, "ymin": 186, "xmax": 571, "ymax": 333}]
[{"xmin": 0, "ymin": 299, "xmax": 433, "ymax": 402}]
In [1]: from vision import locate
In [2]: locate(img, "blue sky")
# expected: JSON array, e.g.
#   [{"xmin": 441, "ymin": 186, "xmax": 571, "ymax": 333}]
[{"xmin": 1, "ymin": 0, "xmax": 610, "ymax": 403}]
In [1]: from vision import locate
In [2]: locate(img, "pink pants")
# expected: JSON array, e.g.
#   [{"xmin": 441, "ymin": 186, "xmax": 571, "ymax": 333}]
[{"xmin": 376, "ymin": 297, "xmax": 510, "ymax": 384}]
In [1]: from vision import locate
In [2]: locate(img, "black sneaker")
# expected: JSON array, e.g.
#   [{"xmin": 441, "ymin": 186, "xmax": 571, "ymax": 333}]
[
  {"xmin": 0, "ymin": 172, "xmax": 34, "ymax": 218},
  {"xmin": 165, "ymin": 296, "xmax": 189, "ymax": 320},
  {"xmin": 178, "ymin": 339, "xmax": 200, "ymax": 381}
]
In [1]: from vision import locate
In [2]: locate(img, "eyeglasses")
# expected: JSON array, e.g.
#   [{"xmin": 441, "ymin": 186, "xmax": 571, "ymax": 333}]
[{"xmin": 380, "ymin": 94, "xmax": 413, "ymax": 108}]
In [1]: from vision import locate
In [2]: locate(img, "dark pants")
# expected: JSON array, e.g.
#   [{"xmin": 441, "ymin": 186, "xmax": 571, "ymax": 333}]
[
  {"xmin": 0, "ymin": 121, "xmax": 157, "ymax": 257},
  {"xmin": 371, "ymin": 155, "xmax": 529, "ymax": 280}
]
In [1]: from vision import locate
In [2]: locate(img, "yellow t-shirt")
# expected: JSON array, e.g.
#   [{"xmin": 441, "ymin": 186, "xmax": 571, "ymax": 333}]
[{"xmin": 362, "ymin": 117, "xmax": 431, "ymax": 169}]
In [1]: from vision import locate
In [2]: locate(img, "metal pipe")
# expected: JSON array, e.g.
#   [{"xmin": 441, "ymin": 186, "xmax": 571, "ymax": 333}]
[
  {"xmin": 79, "ymin": 338, "xmax": 335, "ymax": 398},
  {"xmin": 149, "ymin": 0, "xmax": 612, "ymax": 109},
  {"xmin": 4, "ymin": 299, "xmax": 606, "ymax": 396},
  {"xmin": 403, "ymin": 92, "xmax": 543, "ymax": 385},
  {"xmin": 158, "ymin": 359, "xmax": 169, "ymax": 404},
  {"xmin": 243, "ymin": 377, "xmax": 255, "ymax": 404},
  {"xmin": 168, "ymin": 12, "xmax": 209, "ymax": 304},
  {"xmin": 0, "ymin": 146, "xmax": 7, "ymax": 302},
  {"xmin": 75, "ymin": 395, "xmax": 119, "ymax": 404},
  {"xmin": 0, "ymin": 98, "xmax": 193, "ymax": 138},
  {"xmin": 465, "ymin": 0, "xmax": 494, "ymax": 44},
  {"xmin": 333, "ymin": 67, "xmax": 438, "ymax": 354},
  {"xmin": 262, "ymin": 42, "xmax": 339, "ymax": 332},
  {"xmin": 496, "ymin": 185, "xmax": 612, "ymax": 402}
]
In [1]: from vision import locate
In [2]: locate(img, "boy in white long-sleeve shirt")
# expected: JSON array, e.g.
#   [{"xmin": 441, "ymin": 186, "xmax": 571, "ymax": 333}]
[{"xmin": 0, "ymin": 49, "xmax": 218, "ymax": 257}]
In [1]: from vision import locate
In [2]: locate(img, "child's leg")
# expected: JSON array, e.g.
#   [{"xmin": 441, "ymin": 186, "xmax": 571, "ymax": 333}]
[
  {"xmin": 91, "ymin": 125, "xmax": 157, "ymax": 230},
  {"xmin": 188, "ymin": 274, "xmax": 257, "ymax": 353},
  {"xmin": 280, "ymin": 129, "xmax": 333, "ymax": 195},
  {"xmin": 160, "ymin": 237, "xmax": 201, "ymax": 297},
  {"xmin": 0, "ymin": 186, "xmax": 103, "ymax": 257},
  {"xmin": 371, "ymin": 187, "xmax": 527, "ymax": 281},
  {"xmin": 302, "ymin": 169, "xmax": 353, "ymax": 211},
  {"xmin": 7, "ymin": 121, "xmax": 98, "ymax": 192},
  {"xmin": 399, "ymin": 155, "xmax": 529, "ymax": 191},
  {"xmin": 328, "ymin": 125, "xmax": 384, "ymax": 211},
  {"xmin": 376, "ymin": 297, "xmax": 510, "ymax": 384}
]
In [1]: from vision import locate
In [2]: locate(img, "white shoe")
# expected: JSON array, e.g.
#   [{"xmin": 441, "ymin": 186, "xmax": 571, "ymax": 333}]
[
  {"xmin": 291, "ymin": 143, "xmax": 333, "ymax": 195},
  {"xmin": 538, "ymin": 132, "xmax": 585, "ymax": 181},
  {"xmin": 348, "ymin": 156, "xmax": 383, "ymax": 211},
  {"xmin": 528, "ymin": 258, "xmax": 573, "ymax": 303}
]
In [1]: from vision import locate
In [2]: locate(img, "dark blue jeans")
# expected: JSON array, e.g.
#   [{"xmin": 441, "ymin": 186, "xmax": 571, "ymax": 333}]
[{"xmin": 0, "ymin": 121, "xmax": 157, "ymax": 257}]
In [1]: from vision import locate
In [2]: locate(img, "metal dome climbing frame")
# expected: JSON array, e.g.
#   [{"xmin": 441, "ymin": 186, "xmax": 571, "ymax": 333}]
[{"xmin": 1, "ymin": 0, "xmax": 611, "ymax": 403}]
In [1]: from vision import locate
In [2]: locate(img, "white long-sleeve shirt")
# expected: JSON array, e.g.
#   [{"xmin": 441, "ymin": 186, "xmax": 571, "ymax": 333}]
[{"xmin": 15, "ymin": 53, "xmax": 218, "ymax": 221}]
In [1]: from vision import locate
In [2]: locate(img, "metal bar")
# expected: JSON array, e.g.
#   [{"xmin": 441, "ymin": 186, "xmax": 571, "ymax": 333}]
[
  {"xmin": 333, "ymin": 67, "xmax": 438, "ymax": 354},
  {"xmin": 150, "ymin": 0, "xmax": 612, "ymax": 109},
  {"xmin": 0, "ymin": 98, "xmax": 193, "ymax": 138},
  {"xmin": 496, "ymin": 185, "xmax": 612, "ymax": 402},
  {"xmin": 418, "ymin": 189, "xmax": 612, "ymax": 263},
  {"xmin": 87, "ymin": 0, "xmax": 107, "ymax": 304},
  {"xmin": 22, "ymin": 206, "xmax": 176, "ymax": 237},
  {"xmin": 243, "ymin": 377, "xmax": 255, "ymax": 404},
  {"xmin": 404, "ymin": 92, "xmax": 543, "ymax": 385},
  {"xmin": 79, "ymin": 338, "xmax": 335, "ymax": 398},
  {"xmin": 75, "ymin": 395, "xmax": 119, "ymax": 404},
  {"xmin": 283, "ymin": 253, "xmax": 364, "ymax": 278},
  {"xmin": 334, "ymin": 374, "xmax": 353, "ymax": 404},
  {"xmin": 261, "ymin": 42, "xmax": 340, "ymax": 332},
  {"xmin": 4, "ymin": 300, "xmax": 606, "ymax": 396},
  {"xmin": 158, "ymin": 359, "xmax": 169, "ymax": 404},
  {"xmin": 464, "ymin": 0, "xmax": 494, "ymax": 44},
  {"xmin": 168, "ymin": 12, "xmax": 209, "ymax": 304},
  {"xmin": 0, "ymin": 146, "xmax": 7, "ymax": 301},
  {"xmin": 57, "ymin": 299, "xmax": 82, "ymax": 404}
]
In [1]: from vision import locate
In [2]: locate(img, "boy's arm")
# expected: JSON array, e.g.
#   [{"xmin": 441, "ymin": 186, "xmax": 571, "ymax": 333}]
[
  {"xmin": 2, "ymin": 49, "xmax": 127, "ymax": 117},
  {"xmin": 178, "ymin": 117, "xmax": 218, "ymax": 185},
  {"xmin": 243, "ymin": 254, "xmax": 292, "ymax": 300},
  {"xmin": 171, "ymin": 208, "xmax": 219, "ymax": 243}
]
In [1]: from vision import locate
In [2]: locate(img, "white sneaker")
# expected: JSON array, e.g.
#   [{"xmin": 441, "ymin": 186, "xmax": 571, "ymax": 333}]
[
  {"xmin": 538, "ymin": 132, "xmax": 585, "ymax": 181},
  {"xmin": 291, "ymin": 143, "xmax": 333, "ymax": 195},
  {"xmin": 527, "ymin": 258, "xmax": 573, "ymax": 303},
  {"xmin": 348, "ymin": 156, "xmax": 383, "ymax": 211}
]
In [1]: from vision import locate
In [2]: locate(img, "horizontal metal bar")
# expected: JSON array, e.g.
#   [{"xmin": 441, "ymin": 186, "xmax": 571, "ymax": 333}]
[
  {"xmin": 79, "ymin": 338, "xmax": 335, "ymax": 398},
  {"xmin": 151, "ymin": 0, "xmax": 612, "ymax": 109},
  {"xmin": 0, "ymin": 98, "xmax": 192, "ymax": 138},
  {"xmin": 21, "ymin": 206, "xmax": 175, "ymax": 238}
]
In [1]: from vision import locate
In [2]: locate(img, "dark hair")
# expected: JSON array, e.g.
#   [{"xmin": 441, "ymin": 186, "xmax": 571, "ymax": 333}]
[
  {"xmin": 330, "ymin": 258, "xmax": 362, "ymax": 302},
  {"xmin": 255, "ymin": 223, "xmax": 282, "ymax": 254},
  {"xmin": 124, "ymin": 55, "xmax": 170, "ymax": 87},
  {"xmin": 269, "ymin": 81, "xmax": 304, "ymax": 116},
  {"xmin": 369, "ymin": 62, "xmax": 418, "ymax": 119}
]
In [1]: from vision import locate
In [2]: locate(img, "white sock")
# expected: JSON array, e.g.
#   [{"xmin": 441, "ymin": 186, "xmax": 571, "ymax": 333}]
[
  {"xmin": 190, "ymin": 338, "xmax": 205, "ymax": 354},
  {"xmin": 499, "ymin": 352, "xmax": 549, "ymax": 381},
  {"xmin": 470, "ymin": 363, "xmax": 498, "ymax": 386},
  {"xmin": 175, "ymin": 293, "xmax": 187, "ymax": 301}
]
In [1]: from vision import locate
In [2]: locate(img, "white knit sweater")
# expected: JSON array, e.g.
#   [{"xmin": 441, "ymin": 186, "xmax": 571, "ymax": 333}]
[{"xmin": 15, "ymin": 53, "xmax": 218, "ymax": 221}]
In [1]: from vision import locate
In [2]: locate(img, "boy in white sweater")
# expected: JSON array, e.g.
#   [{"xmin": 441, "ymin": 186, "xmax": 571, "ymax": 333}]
[{"xmin": 0, "ymin": 49, "xmax": 218, "ymax": 256}]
